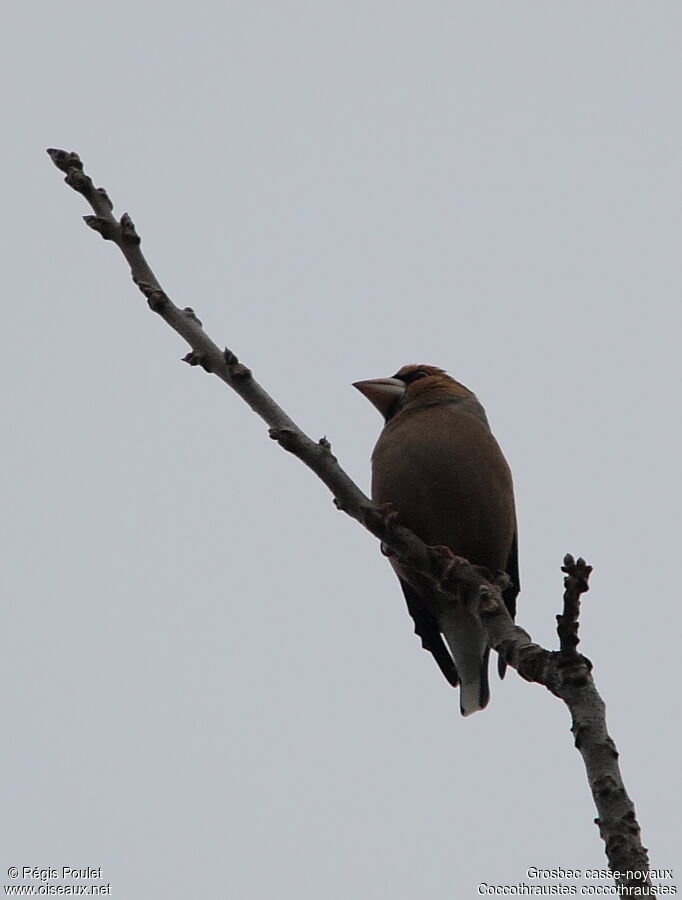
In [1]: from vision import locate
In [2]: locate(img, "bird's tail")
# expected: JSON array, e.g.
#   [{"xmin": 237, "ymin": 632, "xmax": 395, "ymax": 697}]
[{"xmin": 440, "ymin": 613, "xmax": 490, "ymax": 716}]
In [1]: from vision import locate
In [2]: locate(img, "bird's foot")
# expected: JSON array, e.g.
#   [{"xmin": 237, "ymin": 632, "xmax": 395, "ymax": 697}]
[
  {"xmin": 369, "ymin": 503, "xmax": 399, "ymax": 556},
  {"xmin": 375, "ymin": 501, "xmax": 398, "ymax": 522},
  {"xmin": 429, "ymin": 545, "xmax": 467, "ymax": 582},
  {"xmin": 491, "ymin": 570, "xmax": 512, "ymax": 593}
]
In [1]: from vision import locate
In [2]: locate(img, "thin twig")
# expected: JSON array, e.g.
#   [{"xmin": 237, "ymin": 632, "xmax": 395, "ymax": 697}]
[{"xmin": 557, "ymin": 554, "xmax": 592, "ymax": 659}]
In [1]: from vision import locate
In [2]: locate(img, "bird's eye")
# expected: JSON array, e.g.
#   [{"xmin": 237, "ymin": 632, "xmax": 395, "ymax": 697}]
[
  {"xmin": 403, "ymin": 370, "xmax": 430, "ymax": 383},
  {"xmin": 394, "ymin": 368, "xmax": 433, "ymax": 385}
]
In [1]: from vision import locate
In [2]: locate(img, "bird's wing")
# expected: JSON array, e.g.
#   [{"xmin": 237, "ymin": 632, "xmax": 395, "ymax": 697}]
[
  {"xmin": 503, "ymin": 528, "xmax": 520, "ymax": 619},
  {"xmin": 399, "ymin": 579, "xmax": 459, "ymax": 687},
  {"xmin": 497, "ymin": 527, "xmax": 520, "ymax": 679}
]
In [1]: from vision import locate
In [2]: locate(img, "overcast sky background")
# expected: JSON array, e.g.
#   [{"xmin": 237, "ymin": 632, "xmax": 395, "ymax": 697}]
[{"xmin": 2, "ymin": 2, "xmax": 680, "ymax": 897}]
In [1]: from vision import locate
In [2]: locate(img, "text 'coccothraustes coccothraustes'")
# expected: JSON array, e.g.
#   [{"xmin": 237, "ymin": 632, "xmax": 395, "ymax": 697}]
[{"xmin": 354, "ymin": 364, "xmax": 519, "ymax": 716}]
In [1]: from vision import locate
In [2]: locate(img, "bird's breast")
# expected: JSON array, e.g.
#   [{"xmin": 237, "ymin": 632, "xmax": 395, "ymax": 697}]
[{"xmin": 370, "ymin": 405, "xmax": 515, "ymax": 573}]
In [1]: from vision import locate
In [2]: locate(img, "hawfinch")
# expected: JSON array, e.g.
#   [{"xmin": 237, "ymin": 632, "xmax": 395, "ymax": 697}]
[{"xmin": 354, "ymin": 364, "xmax": 519, "ymax": 716}]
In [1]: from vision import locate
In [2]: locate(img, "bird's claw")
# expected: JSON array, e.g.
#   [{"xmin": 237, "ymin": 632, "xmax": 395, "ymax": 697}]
[
  {"xmin": 375, "ymin": 502, "xmax": 398, "ymax": 523},
  {"xmin": 492, "ymin": 570, "xmax": 512, "ymax": 592},
  {"xmin": 430, "ymin": 545, "xmax": 467, "ymax": 582}
]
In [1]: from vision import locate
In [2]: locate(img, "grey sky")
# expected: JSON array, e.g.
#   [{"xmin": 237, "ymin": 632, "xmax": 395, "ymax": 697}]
[{"xmin": 2, "ymin": 2, "xmax": 680, "ymax": 897}]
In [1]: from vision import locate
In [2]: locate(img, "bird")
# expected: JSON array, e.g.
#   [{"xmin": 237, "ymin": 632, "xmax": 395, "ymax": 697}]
[{"xmin": 353, "ymin": 364, "xmax": 519, "ymax": 716}]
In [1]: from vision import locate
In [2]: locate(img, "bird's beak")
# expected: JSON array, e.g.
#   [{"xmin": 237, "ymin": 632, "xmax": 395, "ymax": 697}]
[{"xmin": 352, "ymin": 377, "xmax": 405, "ymax": 418}]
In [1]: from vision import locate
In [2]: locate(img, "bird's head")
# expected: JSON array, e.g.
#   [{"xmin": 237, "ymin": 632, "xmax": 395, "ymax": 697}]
[{"xmin": 353, "ymin": 364, "xmax": 474, "ymax": 422}]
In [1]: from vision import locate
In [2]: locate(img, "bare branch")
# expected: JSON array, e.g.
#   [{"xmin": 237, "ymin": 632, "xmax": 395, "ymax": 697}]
[{"xmin": 47, "ymin": 148, "xmax": 652, "ymax": 894}]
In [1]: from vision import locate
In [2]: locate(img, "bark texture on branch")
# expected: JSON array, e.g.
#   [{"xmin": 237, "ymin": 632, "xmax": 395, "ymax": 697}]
[{"xmin": 47, "ymin": 148, "xmax": 652, "ymax": 895}]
